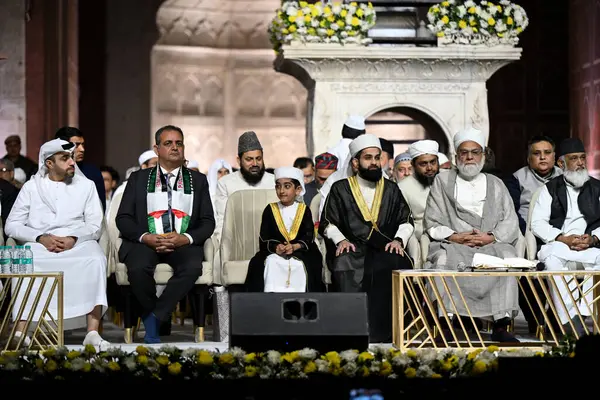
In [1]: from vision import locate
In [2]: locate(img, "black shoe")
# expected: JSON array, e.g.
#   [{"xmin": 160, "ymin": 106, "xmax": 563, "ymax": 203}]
[
  {"xmin": 159, "ymin": 318, "xmax": 172, "ymax": 336},
  {"xmin": 491, "ymin": 328, "xmax": 519, "ymax": 343}
]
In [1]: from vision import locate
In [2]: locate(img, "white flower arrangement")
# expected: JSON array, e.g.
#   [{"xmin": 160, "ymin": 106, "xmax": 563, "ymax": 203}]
[
  {"xmin": 426, "ymin": 0, "xmax": 529, "ymax": 46},
  {"xmin": 269, "ymin": 1, "xmax": 377, "ymax": 52}
]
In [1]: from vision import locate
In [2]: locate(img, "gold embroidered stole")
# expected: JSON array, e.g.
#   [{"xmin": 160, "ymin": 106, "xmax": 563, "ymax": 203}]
[
  {"xmin": 270, "ymin": 202, "xmax": 306, "ymax": 242},
  {"xmin": 347, "ymin": 176, "xmax": 384, "ymax": 232}
]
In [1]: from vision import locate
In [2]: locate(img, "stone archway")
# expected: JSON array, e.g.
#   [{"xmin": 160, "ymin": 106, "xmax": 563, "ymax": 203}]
[
  {"xmin": 365, "ymin": 106, "xmax": 449, "ymax": 156},
  {"xmin": 277, "ymin": 43, "xmax": 522, "ymax": 159}
]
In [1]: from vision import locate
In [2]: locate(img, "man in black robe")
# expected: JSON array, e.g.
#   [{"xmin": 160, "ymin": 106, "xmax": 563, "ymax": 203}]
[{"xmin": 319, "ymin": 134, "xmax": 414, "ymax": 342}]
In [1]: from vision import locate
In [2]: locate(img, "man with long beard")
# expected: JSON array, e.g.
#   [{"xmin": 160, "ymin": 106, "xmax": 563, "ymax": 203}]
[
  {"xmin": 398, "ymin": 140, "xmax": 440, "ymax": 241},
  {"xmin": 319, "ymin": 134, "xmax": 414, "ymax": 343},
  {"xmin": 531, "ymin": 138, "xmax": 600, "ymax": 335},
  {"xmin": 423, "ymin": 127, "xmax": 520, "ymax": 342},
  {"xmin": 214, "ymin": 131, "xmax": 275, "ymax": 240}
]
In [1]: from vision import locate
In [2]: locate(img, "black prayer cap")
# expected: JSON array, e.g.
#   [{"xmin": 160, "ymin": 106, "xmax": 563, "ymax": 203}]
[
  {"xmin": 557, "ymin": 138, "xmax": 586, "ymax": 158},
  {"xmin": 379, "ymin": 138, "xmax": 394, "ymax": 158}
]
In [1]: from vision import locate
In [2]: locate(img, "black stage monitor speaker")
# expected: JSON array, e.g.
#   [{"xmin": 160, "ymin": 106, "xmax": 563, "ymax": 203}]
[{"xmin": 230, "ymin": 292, "xmax": 369, "ymax": 353}]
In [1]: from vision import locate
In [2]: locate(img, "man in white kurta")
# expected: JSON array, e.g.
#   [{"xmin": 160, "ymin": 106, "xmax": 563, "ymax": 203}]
[
  {"xmin": 214, "ymin": 131, "xmax": 275, "ymax": 242},
  {"xmin": 6, "ymin": 138, "xmax": 108, "ymax": 349},
  {"xmin": 398, "ymin": 140, "xmax": 441, "ymax": 240},
  {"xmin": 531, "ymin": 138, "xmax": 600, "ymax": 335}
]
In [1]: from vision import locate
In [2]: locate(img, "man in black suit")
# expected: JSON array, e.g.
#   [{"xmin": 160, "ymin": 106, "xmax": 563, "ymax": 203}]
[{"xmin": 116, "ymin": 125, "xmax": 215, "ymax": 344}]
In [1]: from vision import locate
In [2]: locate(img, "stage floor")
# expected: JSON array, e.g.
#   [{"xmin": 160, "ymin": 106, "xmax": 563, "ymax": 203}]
[{"xmin": 59, "ymin": 314, "xmax": 551, "ymax": 352}]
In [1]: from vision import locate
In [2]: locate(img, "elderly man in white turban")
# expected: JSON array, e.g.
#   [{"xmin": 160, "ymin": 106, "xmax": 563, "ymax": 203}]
[
  {"xmin": 423, "ymin": 127, "xmax": 520, "ymax": 342},
  {"xmin": 319, "ymin": 134, "xmax": 414, "ymax": 342},
  {"xmin": 6, "ymin": 138, "xmax": 109, "ymax": 349},
  {"xmin": 398, "ymin": 140, "xmax": 441, "ymax": 241},
  {"xmin": 392, "ymin": 152, "xmax": 413, "ymax": 182}
]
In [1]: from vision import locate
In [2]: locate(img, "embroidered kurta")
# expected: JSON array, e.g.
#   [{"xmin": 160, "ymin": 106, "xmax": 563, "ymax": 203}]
[
  {"xmin": 5, "ymin": 175, "xmax": 107, "ymax": 324},
  {"xmin": 245, "ymin": 201, "xmax": 323, "ymax": 292}
]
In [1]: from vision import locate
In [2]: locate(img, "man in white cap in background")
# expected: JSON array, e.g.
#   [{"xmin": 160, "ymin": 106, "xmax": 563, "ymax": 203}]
[
  {"xmin": 214, "ymin": 131, "xmax": 275, "ymax": 241},
  {"xmin": 107, "ymin": 149, "xmax": 158, "ymax": 217},
  {"xmin": 319, "ymin": 134, "xmax": 414, "ymax": 343},
  {"xmin": 398, "ymin": 140, "xmax": 441, "ymax": 241},
  {"xmin": 423, "ymin": 127, "xmax": 520, "ymax": 342},
  {"xmin": 6, "ymin": 138, "xmax": 109, "ymax": 349},
  {"xmin": 438, "ymin": 152, "xmax": 452, "ymax": 169},
  {"xmin": 317, "ymin": 116, "xmax": 366, "ymax": 218},
  {"xmin": 186, "ymin": 160, "xmax": 200, "ymax": 172},
  {"xmin": 392, "ymin": 152, "xmax": 413, "ymax": 182}
]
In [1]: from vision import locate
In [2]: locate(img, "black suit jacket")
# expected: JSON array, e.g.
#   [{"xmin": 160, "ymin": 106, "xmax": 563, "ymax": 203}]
[
  {"xmin": 0, "ymin": 179, "xmax": 19, "ymax": 226},
  {"xmin": 115, "ymin": 167, "xmax": 215, "ymax": 259}
]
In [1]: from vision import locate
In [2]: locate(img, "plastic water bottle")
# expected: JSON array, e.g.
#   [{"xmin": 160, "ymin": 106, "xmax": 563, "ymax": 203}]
[
  {"xmin": 11, "ymin": 246, "xmax": 22, "ymax": 274},
  {"xmin": 23, "ymin": 245, "xmax": 33, "ymax": 274},
  {"xmin": 0, "ymin": 246, "xmax": 11, "ymax": 274}
]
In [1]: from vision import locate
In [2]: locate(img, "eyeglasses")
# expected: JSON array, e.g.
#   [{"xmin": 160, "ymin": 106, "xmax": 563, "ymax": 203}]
[{"xmin": 458, "ymin": 149, "xmax": 483, "ymax": 158}]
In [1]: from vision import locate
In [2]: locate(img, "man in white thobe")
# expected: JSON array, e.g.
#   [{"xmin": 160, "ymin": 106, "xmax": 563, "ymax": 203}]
[
  {"xmin": 214, "ymin": 131, "xmax": 275, "ymax": 242},
  {"xmin": 531, "ymin": 137, "xmax": 600, "ymax": 335},
  {"xmin": 318, "ymin": 115, "xmax": 366, "ymax": 218},
  {"xmin": 6, "ymin": 139, "xmax": 108, "ymax": 349},
  {"xmin": 398, "ymin": 140, "xmax": 441, "ymax": 241}
]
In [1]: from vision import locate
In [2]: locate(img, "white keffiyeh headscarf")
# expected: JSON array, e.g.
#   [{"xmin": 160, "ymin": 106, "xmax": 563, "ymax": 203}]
[{"xmin": 35, "ymin": 138, "xmax": 87, "ymax": 213}]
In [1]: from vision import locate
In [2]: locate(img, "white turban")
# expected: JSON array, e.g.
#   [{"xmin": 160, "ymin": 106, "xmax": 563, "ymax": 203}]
[
  {"xmin": 138, "ymin": 150, "xmax": 157, "ymax": 167},
  {"xmin": 344, "ymin": 115, "xmax": 366, "ymax": 131},
  {"xmin": 453, "ymin": 127, "xmax": 485, "ymax": 150},
  {"xmin": 187, "ymin": 160, "xmax": 199, "ymax": 170},
  {"xmin": 408, "ymin": 140, "xmax": 439, "ymax": 159},
  {"xmin": 274, "ymin": 166, "xmax": 306, "ymax": 196},
  {"xmin": 438, "ymin": 152, "xmax": 450, "ymax": 165},
  {"xmin": 348, "ymin": 134, "xmax": 381, "ymax": 158}
]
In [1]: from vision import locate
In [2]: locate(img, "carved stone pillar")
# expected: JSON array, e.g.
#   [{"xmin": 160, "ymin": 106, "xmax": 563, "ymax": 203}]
[
  {"xmin": 277, "ymin": 43, "xmax": 522, "ymax": 158},
  {"xmin": 152, "ymin": 0, "xmax": 308, "ymax": 172}
]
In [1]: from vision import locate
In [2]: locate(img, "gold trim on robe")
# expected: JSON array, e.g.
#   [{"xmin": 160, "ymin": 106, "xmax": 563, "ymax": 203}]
[
  {"xmin": 348, "ymin": 176, "xmax": 385, "ymax": 232},
  {"xmin": 270, "ymin": 202, "xmax": 306, "ymax": 242}
]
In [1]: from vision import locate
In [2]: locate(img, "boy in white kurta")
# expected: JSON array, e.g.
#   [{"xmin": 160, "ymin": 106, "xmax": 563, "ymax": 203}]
[
  {"xmin": 5, "ymin": 139, "xmax": 109, "ymax": 349},
  {"xmin": 245, "ymin": 167, "xmax": 324, "ymax": 292}
]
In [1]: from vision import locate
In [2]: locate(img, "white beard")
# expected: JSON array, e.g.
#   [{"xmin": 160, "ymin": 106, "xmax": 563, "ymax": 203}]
[
  {"xmin": 456, "ymin": 158, "xmax": 484, "ymax": 180},
  {"xmin": 563, "ymin": 168, "xmax": 590, "ymax": 188}
]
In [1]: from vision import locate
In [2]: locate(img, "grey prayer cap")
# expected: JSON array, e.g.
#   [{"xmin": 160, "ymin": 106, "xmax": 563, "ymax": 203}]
[{"xmin": 238, "ymin": 131, "xmax": 263, "ymax": 155}]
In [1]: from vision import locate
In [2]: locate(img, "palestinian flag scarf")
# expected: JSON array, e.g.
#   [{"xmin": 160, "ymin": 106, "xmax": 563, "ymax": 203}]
[{"xmin": 146, "ymin": 165, "xmax": 194, "ymax": 234}]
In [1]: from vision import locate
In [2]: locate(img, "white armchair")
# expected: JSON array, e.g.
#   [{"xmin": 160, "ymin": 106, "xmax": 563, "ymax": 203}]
[
  {"xmin": 220, "ymin": 189, "xmax": 279, "ymax": 287},
  {"xmin": 525, "ymin": 187, "xmax": 543, "ymax": 261},
  {"xmin": 107, "ymin": 191, "xmax": 214, "ymax": 343}
]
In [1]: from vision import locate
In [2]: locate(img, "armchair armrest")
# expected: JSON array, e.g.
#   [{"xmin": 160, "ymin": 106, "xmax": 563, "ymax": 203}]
[
  {"xmin": 406, "ymin": 235, "xmax": 422, "ymax": 269},
  {"xmin": 524, "ymin": 230, "xmax": 537, "ymax": 261},
  {"xmin": 515, "ymin": 233, "xmax": 526, "ymax": 259},
  {"xmin": 203, "ymin": 237, "xmax": 214, "ymax": 263},
  {"xmin": 420, "ymin": 234, "xmax": 431, "ymax": 265}
]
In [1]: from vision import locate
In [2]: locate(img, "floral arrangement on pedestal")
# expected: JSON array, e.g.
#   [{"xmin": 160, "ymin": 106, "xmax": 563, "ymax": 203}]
[
  {"xmin": 426, "ymin": 0, "xmax": 529, "ymax": 46},
  {"xmin": 269, "ymin": 1, "xmax": 376, "ymax": 53},
  {"xmin": 0, "ymin": 343, "xmax": 574, "ymax": 381}
]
